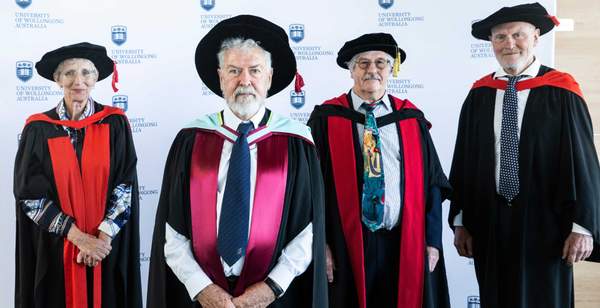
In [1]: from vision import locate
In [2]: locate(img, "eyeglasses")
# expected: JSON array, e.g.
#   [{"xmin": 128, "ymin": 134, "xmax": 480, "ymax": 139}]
[
  {"xmin": 60, "ymin": 68, "xmax": 97, "ymax": 81},
  {"xmin": 356, "ymin": 58, "xmax": 391, "ymax": 70}
]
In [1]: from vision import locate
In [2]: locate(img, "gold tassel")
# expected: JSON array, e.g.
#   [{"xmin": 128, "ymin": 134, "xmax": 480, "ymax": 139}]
[{"xmin": 393, "ymin": 51, "xmax": 400, "ymax": 77}]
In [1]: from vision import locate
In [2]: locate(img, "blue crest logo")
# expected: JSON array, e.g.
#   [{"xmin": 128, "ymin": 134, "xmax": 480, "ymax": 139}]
[
  {"xmin": 378, "ymin": 0, "xmax": 393, "ymax": 9},
  {"xmin": 16, "ymin": 61, "xmax": 33, "ymax": 82},
  {"xmin": 112, "ymin": 95, "xmax": 128, "ymax": 112},
  {"xmin": 467, "ymin": 296, "xmax": 480, "ymax": 308},
  {"xmin": 200, "ymin": 0, "xmax": 215, "ymax": 11},
  {"xmin": 290, "ymin": 90, "xmax": 305, "ymax": 109},
  {"xmin": 15, "ymin": 0, "xmax": 31, "ymax": 9},
  {"xmin": 289, "ymin": 24, "xmax": 305, "ymax": 43},
  {"xmin": 111, "ymin": 25, "xmax": 127, "ymax": 46}
]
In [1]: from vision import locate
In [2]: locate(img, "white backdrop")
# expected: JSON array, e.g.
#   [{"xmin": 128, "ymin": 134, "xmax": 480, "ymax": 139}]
[{"xmin": 2, "ymin": 0, "xmax": 556, "ymax": 307}]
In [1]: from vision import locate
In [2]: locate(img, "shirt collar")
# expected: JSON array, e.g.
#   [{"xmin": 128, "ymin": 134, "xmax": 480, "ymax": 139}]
[
  {"xmin": 494, "ymin": 57, "xmax": 541, "ymax": 80},
  {"xmin": 56, "ymin": 98, "xmax": 95, "ymax": 121},
  {"xmin": 350, "ymin": 90, "xmax": 391, "ymax": 111},
  {"xmin": 222, "ymin": 104, "xmax": 266, "ymax": 131}
]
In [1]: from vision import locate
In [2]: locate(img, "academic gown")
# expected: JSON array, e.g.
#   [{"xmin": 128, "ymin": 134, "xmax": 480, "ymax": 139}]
[
  {"xmin": 147, "ymin": 109, "xmax": 327, "ymax": 308},
  {"xmin": 14, "ymin": 102, "xmax": 142, "ymax": 308},
  {"xmin": 307, "ymin": 93, "xmax": 452, "ymax": 308},
  {"xmin": 449, "ymin": 65, "xmax": 600, "ymax": 308}
]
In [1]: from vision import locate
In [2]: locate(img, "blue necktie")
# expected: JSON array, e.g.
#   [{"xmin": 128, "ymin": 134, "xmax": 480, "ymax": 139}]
[
  {"xmin": 499, "ymin": 75, "xmax": 524, "ymax": 203},
  {"xmin": 361, "ymin": 102, "xmax": 385, "ymax": 231},
  {"xmin": 218, "ymin": 121, "xmax": 254, "ymax": 266}
]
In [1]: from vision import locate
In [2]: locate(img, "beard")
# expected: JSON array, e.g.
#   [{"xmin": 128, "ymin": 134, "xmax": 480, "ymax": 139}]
[
  {"xmin": 497, "ymin": 50, "xmax": 533, "ymax": 74},
  {"xmin": 225, "ymin": 85, "xmax": 265, "ymax": 120}
]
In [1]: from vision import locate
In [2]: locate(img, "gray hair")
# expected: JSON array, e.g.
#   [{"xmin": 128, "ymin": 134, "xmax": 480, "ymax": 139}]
[
  {"xmin": 346, "ymin": 51, "xmax": 394, "ymax": 73},
  {"xmin": 217, "ymin": 37, "xmax": 272, "ymax": 69},
  {"xmin": 53, "ymin": 58, "xmax": 98, "ymax": 82}
]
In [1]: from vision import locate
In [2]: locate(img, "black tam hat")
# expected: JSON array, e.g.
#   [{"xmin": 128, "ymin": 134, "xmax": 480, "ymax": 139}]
[
  {"xmin": 195, "ymin": 14, "xmax": 297, "ymax": 97},
  {"xmin": 35, "ymin": 42, "xmax": 114, "ymax": 81},
  {"xmin": 471, "ymin": 2, "xmax": 560, "ymax": 41},
  {"xmin": 336, "ymin": 33, "xmax": 406, "ymax": 70}
]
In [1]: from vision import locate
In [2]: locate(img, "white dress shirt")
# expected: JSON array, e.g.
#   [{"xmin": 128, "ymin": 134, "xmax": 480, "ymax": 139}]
[
  {"xmin": 164, "ymin": 106, "xmax": 314, "ymax": 300},
  {"xmin": 351, "ymin": 90, "xmax": 403, "ymax": 229},
  {"xmin": 453, "ymin": 58, "xmax": 591, "ymax": 236}
]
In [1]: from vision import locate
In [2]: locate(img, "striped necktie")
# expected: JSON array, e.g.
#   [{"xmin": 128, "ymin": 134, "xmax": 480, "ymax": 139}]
[{"xmin": 218, "ymin": 121, "xmax": 254, "ymax": 266}]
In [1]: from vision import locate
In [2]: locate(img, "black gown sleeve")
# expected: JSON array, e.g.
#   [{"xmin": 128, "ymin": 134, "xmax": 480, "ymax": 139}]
[
  {"xmin": 14, "ymin": 122, "xmax": 76, "ymax": 237},
  {"xmin": 558, "ymin": 92, "xmax": 600, "ymax": 261},
  {"xmin": 272, "ymin": 138, "xmax": 327, "ymax": 308},
  {"xmin": 447, "ymin": 91, "xmax": 476, "ymax": 230},
  {"xmin": 102, "ymin": 113, "xmax": 143, "ymax": 308},
  {"xmin": 100, "ymin": 114, "xmax": 139, "ymax": 235},
  {"xmin": 147, "ymin": 129, "xmax": 198, "ymax": 308},
  {"xmin": 418, "ymin": 119, "xmax": 452, "ymax": 250},
  {"xmin": 418, "ymin": 118, "xmax": 452, "ymax": 308}
]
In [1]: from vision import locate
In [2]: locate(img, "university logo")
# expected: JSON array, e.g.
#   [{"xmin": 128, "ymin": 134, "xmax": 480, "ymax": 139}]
[
  {"xmin": 379, "ymin": 0, "xmax": 394, "ymax": 9},
  {"xmin": 16, "ymin": 61, "xmax": 33, "ymax": 82},
  {"xmin": 467, "ymin": 296, "xmax": 480, "ymax": 308},
  {"xmin": 15, "ymin": 0, "xmax": 31, "ymax": 9},
  {"xmin": 112, "ymin": 95, "xmax": 128, "ymax": 112},
  {"xmin": 290, "ymin": 90, "xmax": 305, "ymax": 109},
  {"xmin": 111, "ymin": 25, "xmax": 127, "ymax": 46},
  {"xmin": 289, "ymin": 24, "xmax": 304, "ymax": 43},
  {"xmin": 200, "ymin": 0, "xmax": 215, "ymax": 11}
]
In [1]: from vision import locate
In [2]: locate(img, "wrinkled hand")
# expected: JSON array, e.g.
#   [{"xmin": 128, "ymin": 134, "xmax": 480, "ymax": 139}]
[
  {"xmin": 67, "ymin": 225, "xmax": 111, "ymax": 266},
  {"xmin": 426, "ymin": 246, "xmax": 439, "ymax": 272},
  {"xmin": 98, "ymin": 231, "xmax": 112, "ymax": 244},
  {"xmin": 562, "ymin": 232, "xmax": 593, "ymax": 265},
  {"xmin": 232, "ymin": 282, "xmax": 275, "ymax": 308},
  {"xmin": 453, "ymin": 226, "xmax": 473, "ymax": 258},
  {"xmin": 326, "ymin": 244, "xmax": 336, "ymax": 283},
  {"xmin": 196, "ymin": 284, "xmax": 235, "ymax": 308},
  {"xmin": 76, "ymin": 231, "xmax": 113, "ymax": 267}
]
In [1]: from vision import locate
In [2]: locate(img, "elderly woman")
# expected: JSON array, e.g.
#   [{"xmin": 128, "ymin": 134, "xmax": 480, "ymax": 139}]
[{"xmin": 13, "ymin": 42, "xmax": 141, "ymax": 308}]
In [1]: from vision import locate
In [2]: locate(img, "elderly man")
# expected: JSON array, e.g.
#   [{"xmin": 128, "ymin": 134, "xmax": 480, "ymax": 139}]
[
  {"xmin": 147, "ymin": 15, "xmax": 327, "ymax": 308},
  {"xmin": 307, "ymin": 33, "xmax": 451, "ymax": 308},
  {"xmin": 449, "ymin": 3, "xmax": 600, "ymax": 308}
]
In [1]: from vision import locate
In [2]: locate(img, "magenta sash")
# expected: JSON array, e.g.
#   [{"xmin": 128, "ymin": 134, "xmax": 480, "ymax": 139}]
[{"xmin": 190, "ymin": 130, "xmax": 288, "ymax": 295}]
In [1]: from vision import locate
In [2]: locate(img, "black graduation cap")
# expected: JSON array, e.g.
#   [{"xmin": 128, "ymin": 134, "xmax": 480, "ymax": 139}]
[
  {"xmin": 35, "ymin": 42, "xmax": 114, "ymax": 81},
  {"xmin": 195, "ymin": 14, "xmax": 297, "ymax": 98},
  {"xmin": 336, "ymin": 33, "xmax": 406, "ymax": 74},
  {"xmin": 471, "ymin": 2, "xmax": 560, "ymax": 41}
]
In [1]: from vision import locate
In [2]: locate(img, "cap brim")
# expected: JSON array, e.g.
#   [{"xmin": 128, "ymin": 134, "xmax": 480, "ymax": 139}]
[{"xmin": 35, "ymin": 45, "xmax": 113, "ymax": 81}]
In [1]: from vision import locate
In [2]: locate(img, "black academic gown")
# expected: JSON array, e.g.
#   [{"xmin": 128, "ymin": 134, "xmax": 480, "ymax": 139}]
[
  {"xmin": 147, "ymin": 110, "xmax": 327, "ymax": 308},
  {"xmin": 14, "ymin": 102, "xmax": 142, "ymax": 308},
  {"xmin": 449, "ymin": 65, "xmax": 600, "ymax": 308},
  {"xmin": 307, "ymin": 93, "xmax": 452, "ymax": 308}
]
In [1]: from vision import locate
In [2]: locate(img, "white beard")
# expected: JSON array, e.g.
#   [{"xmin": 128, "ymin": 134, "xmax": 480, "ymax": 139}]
[
  {"xmin": 226, "ymin": 96, "xmax": 264, "ymax": 120},
  {"xmin": 225, "ymin": 85, "xmax": 266, "ymax": 120}
]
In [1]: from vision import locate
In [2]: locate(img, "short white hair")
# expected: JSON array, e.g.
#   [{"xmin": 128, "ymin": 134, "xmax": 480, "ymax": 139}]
[
  {"xmin": 53, "ymin": 58, "xmax": 98, "ymax": 82},
  {"xmin": 217, "ymin": 37, "xmax": 272, "ymax": 69},
  {"xmin": 346, "ymin": 51, "xmax": 394, "ymax": 73}
]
